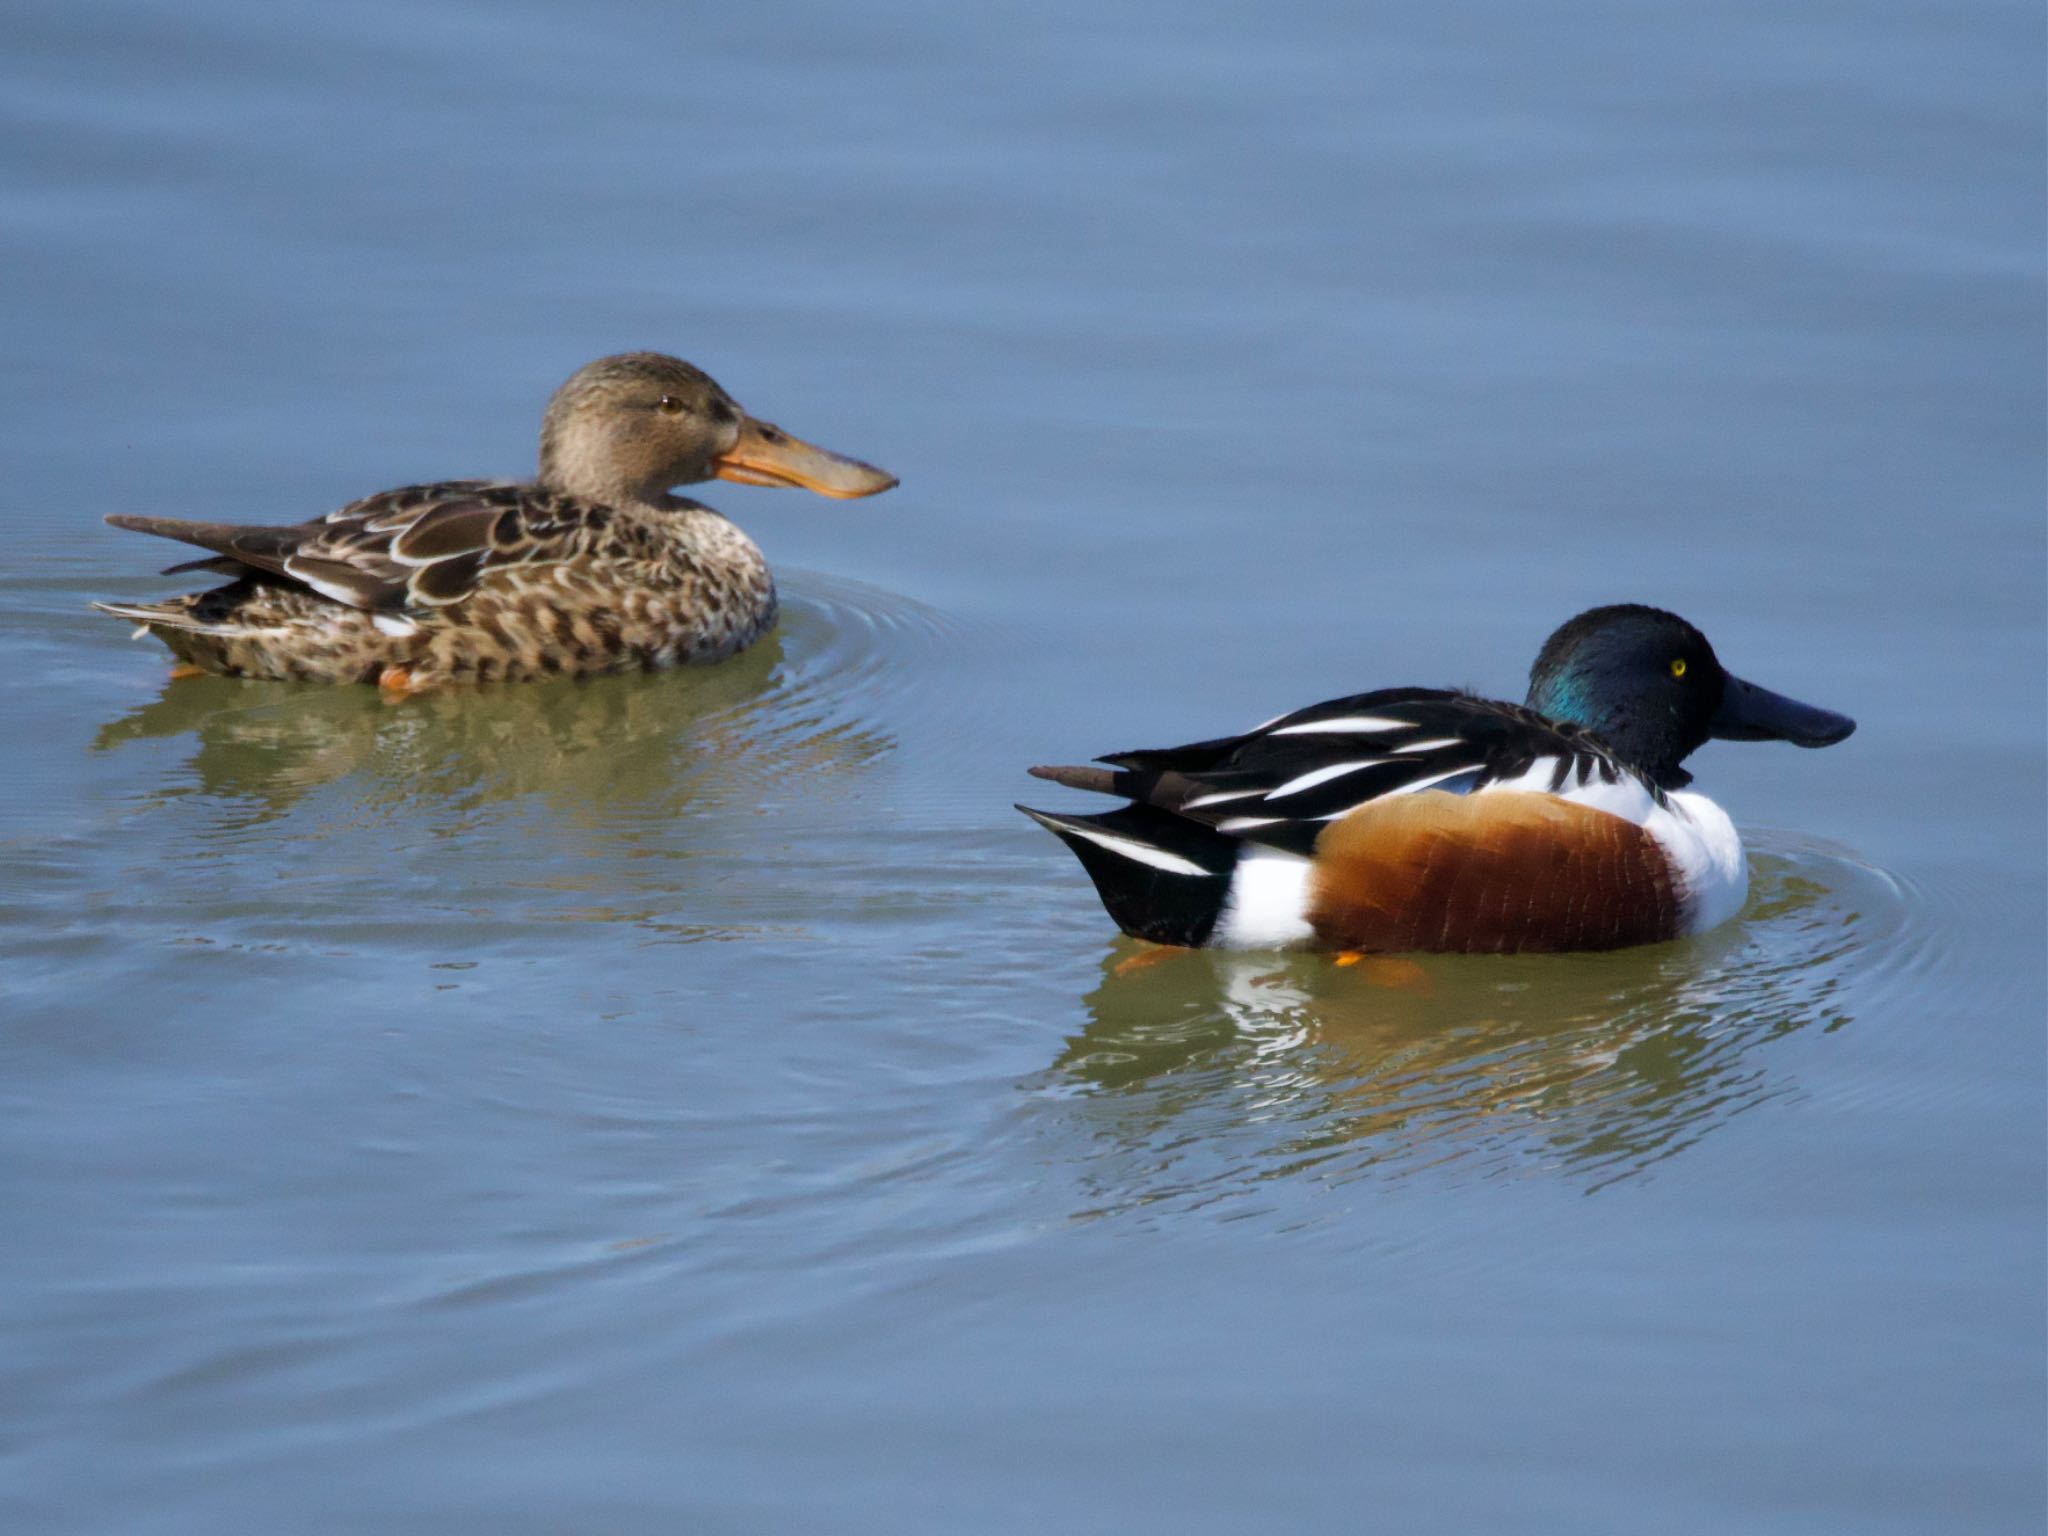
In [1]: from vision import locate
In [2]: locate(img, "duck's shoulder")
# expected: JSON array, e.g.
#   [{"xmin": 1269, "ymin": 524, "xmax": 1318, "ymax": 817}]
[{"xmin": 1255, "ymin": 687, "xmax": 1628, "ymax": 770}]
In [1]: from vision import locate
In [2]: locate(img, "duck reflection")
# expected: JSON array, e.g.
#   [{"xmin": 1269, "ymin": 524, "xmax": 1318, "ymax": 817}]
[
  {"xmin": 1040, "ymin": 856, "xmax": 1871, "ymax": 1205},
  {"xmin": 76, "ymin": 576, "xmax": 952, "ymax": 950},
  {"xmin": 91, "ymin": 613, "xmax": 891, "ymax": 827}
]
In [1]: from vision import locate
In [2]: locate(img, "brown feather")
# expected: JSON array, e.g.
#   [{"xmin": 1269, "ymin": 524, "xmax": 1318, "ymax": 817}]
[
  {"xmin": 388, "ymin": 501, "xmax": 501, "ymax": 561},
  {"xmin": 101, "ymin": 480, "xmax": 776, "ymax": 681},
  {"xmin": 281, "ymin": 555, "xmax": 397, "ymax": 610},
  {"xmin": 105, "ymin": 514, "xmax": 304, "ymax": 576},
  {"xmin": 409, "ymin": 550, "xmax": 489, "ymax": 605},
  {"xmin": 1307, "ymin": 790, "xmax": 1680, "ymax": 954},
  {"xmin": 1027, "ymin": 764, "xmax": 1118, "ymax": 793}
]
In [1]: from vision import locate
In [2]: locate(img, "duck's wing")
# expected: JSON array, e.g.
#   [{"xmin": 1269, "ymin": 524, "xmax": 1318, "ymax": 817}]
[
  {"xmin": 105, "ymin": 480, "xmax": 616, "ymax": 614},
  {"xmin": 1030, "ymin": 688, "xmax": 1638, "ymax": 857}
]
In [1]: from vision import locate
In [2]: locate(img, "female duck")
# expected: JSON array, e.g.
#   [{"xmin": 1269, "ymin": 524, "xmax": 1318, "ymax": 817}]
[
  {"xmin": 94, "ymin": 352, "xmax": 896, "ymax": 686},
  {"xmin": 1019, "ymin": 605, "xmax": 1854, "ymax": 954}
]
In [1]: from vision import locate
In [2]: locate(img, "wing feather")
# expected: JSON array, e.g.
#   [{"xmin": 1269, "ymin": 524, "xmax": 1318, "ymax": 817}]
[
  {"xmin": 409, "ymin": 549, "xmax": 490, "ymax": 606},
  {"xmin": 387, "ymin": 501, "xmax": 504, "ymax": 564},
  {"xmin": 1049, "ymin": 689, "xmax": 1646, "ymax": 857},
  {"xmin": 107, "ymin": 480, "xmax": 614, "ymax": 615}
]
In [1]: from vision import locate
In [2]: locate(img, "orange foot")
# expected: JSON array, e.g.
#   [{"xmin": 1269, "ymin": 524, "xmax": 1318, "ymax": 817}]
[
  {"xmin": 167, "ymin": 663, "xmax": 209, "ymax": 680},
  {"xmin": 1112, "ymin": 945, "xmax": 1186, "ymax": 978},
  {"xmin": 377, "ymin": 664, "xmax": 428, "ymax": 696},
  {"xmin": 1333, "ymin": 951, "xmax": 1433, "ymax": 996}
]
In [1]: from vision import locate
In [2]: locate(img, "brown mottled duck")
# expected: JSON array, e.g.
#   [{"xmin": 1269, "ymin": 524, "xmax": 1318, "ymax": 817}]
[{"xmin": 93, "ymin": 352, "xmax": 897, "ymax": 688}]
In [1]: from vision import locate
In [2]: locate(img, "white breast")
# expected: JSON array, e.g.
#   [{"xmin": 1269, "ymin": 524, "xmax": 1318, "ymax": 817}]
[{"xmin": 1650, "ymin": 790, "xmax": 1747, "ymax": 934}]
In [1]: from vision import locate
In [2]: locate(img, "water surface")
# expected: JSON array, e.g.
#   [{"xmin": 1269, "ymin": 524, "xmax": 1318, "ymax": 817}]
[{"xmin": 1, "ymin": 1, "xmax": 2042, "ymax": 1531}]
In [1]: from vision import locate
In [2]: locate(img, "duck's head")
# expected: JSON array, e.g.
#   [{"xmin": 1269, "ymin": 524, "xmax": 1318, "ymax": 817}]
[
  {"xmin": 537, "ymin": 352, "xmax": 898, "ymax": 507},
  {"xmin": 1525, "ymin": 604, "xmax": 1855, "ymax": 788}
]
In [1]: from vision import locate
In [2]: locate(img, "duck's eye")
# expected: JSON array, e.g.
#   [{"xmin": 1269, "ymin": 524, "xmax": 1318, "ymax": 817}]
[
  {"xmin": 656, "ymin": 395, "xmax": 686, "ymax": 416},
  {"xmin": 1669, "ymin": 658, "xmax": 1689, "ymax": 679}
]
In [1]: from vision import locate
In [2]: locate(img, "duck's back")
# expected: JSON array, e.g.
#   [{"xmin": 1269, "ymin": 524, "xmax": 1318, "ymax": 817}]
[{"xmin": 94, "ymin": 483, "xmax": 777, "ymax": 684}]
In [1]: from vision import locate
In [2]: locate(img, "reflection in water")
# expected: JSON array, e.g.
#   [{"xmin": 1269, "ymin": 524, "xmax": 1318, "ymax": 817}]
[
  {"xmin": 39, "ymin": 576, "xmax": 960, "ymax": 958},
  {"xmin": 86, "ymin": 576, "xmax": 946, "ymax": 825},
  {"xmin": 1036, "ymin": 850, "xmax": 1905, "ymax": 1210},
  {"xmin": 92, "ymin": 634, "xmax": 806, "ymax": 819}
]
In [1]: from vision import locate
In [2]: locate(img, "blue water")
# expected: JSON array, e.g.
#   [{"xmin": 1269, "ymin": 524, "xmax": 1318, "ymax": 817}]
[{"xmin": 2, "ymin": 1, "xmax": 2042, "ymax": 1531}]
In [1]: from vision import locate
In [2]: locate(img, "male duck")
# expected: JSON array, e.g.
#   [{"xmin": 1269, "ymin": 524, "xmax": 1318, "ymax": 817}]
[
  {"xmin": 93, "ymin": 352, "xmax": 897, "ymax": 686},
  {"xmin": 1019, "ymin": 605, "xmax": 1855, "ymax": 954}
]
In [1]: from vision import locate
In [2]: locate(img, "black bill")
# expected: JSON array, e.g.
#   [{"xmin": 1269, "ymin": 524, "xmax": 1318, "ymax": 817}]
[{"xmin": 1710, "ymin": 675, "xmax": 1856, "ymax": 748}]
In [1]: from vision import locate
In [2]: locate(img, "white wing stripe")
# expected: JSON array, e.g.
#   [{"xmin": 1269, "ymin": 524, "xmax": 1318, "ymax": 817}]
[
  {"xmin": 1052, "ymin": 822, "xmax": 1213, "ymax": 877},
  {"xmin": 1263, "ymin": 759, "xmax": 1386, "ymax": 799},
  {"xmin": 1183, "ymin": 788, "xmax": 1266, "ymax": 809},
  {"xmin": 1376, "ymin": 763, "xmax": 1483, "ymax": 799},
  {"xmin": 1268, "ymin": 715, "xmax": 1410, "ymax": 736},
  {"xmin": 1392, "ymin": 737, "xmax": 1463, "ymax": 753}
]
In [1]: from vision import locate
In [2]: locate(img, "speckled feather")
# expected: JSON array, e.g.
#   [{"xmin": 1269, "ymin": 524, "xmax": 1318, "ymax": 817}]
[{"xmin": 100, "ymin": 482, "xmax": 775, "ymax": 684}]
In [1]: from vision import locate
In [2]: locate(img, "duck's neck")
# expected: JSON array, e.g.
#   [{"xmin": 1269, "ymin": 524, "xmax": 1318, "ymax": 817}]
[
  {"xmin": 537, "ymin": 414, "xmax": 681, "ymax": 508},
  {"xmin": 1525, "ymin": 677, "xmax": 1693, "ymax": 790}
]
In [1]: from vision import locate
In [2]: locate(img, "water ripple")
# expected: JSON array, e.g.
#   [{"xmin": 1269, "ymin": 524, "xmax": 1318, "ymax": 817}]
[
  {"xmin": 1024, "ymin": 838, "xmax": 1918, "ymax": 1216},
  {"xmin": 0, "ymin": 573, "xmax": 959, "ymax": 985}
]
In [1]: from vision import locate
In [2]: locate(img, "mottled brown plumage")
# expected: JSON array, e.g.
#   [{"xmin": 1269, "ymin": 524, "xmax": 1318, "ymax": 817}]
[
  {"xmin": 1306, "ymin": 790, "xmax": 1680, "ymax": 953},
  {"xmin": 94, "ymin": 352, "xmax": 896, "ymax": 685}
]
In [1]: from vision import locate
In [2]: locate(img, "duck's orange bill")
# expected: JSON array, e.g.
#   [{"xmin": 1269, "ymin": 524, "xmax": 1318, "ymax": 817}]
[{"xmin": 713, "ymin": 418, "xmax": 898, "ymax": 499}]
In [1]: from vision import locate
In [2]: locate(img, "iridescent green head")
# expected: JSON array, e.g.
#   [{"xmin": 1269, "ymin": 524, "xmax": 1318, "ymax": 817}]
[{"xmin": 1526, "ymin": 604, "xmax": 1854, "ymax": 787}]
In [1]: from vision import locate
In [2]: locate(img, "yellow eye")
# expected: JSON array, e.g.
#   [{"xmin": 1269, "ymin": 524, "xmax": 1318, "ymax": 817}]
[
  {"xmin": 1669, "ymin": 658, "xmax": 1688, "ymax": 679},
  {"xmin": 656, "ymin": 395, "xmax": 685, "ymax": 415}
]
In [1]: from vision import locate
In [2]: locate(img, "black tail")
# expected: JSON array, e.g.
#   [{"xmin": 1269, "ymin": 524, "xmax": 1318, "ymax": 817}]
[{"xmin": 1017, "ymin": 801, "xmax": 1237, "ymax": 947}]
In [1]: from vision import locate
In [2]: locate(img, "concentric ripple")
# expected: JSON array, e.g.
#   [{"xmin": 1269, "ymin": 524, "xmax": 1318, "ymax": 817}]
[
  {"xmin": 0, "ymin": 571, "xmax": 963, "ymax": 980},
  {"xmin": 1024, "ymin": 836, "xmax": 1922, "ymax": 1215},
  {"xmin": 81, "ymin": 569, "xmax": 954, "ymax": 820}
]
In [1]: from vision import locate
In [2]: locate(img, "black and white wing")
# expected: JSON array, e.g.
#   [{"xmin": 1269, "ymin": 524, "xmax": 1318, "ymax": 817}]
[{"xmin": 1031, "ymin": 687, "xmax": 1642, "ymax": 856}]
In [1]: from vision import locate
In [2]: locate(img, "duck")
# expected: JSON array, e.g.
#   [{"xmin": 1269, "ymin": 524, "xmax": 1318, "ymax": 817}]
[
  {"xmin": 92, "ymin": 352, "xmax": 897, "ymax": 687},
  {"xmin": 1018, "ymin": 605, "xmax": 1855, "ymax": 954}
]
